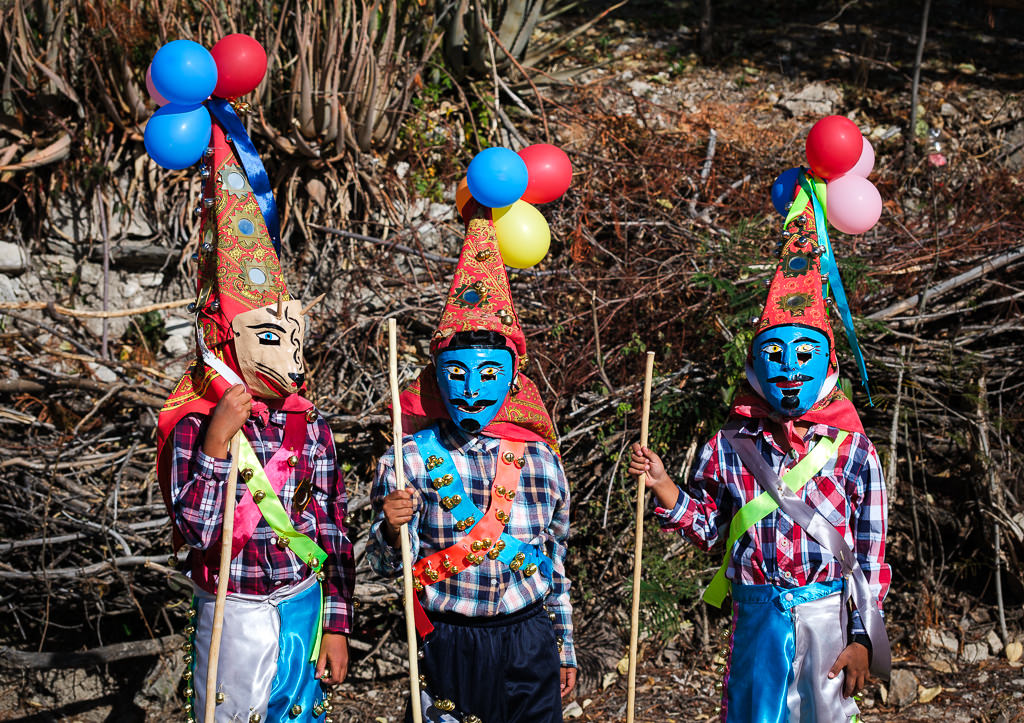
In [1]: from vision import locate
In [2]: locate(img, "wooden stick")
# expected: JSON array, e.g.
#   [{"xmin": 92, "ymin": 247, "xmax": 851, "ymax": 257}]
[
  {"xmin": 204, "ymin": 431, "xmax": 242, "ymax": 723},
  {"xmin": 626, "ymin": 351, "xmax": 655, "ymax": 723},
  {"xmin": 388, "ymin": 318, "xmax": 423, "ymax": 723}
]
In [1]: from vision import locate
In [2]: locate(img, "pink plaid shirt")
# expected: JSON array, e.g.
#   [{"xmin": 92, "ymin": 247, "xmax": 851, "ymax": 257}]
[{"xmin": 169, "ymin": 409, "xmax": 354, "ymax": 633}]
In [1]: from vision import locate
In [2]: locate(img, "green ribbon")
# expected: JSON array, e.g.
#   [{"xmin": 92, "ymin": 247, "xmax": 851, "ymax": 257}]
[
  {"xmin": 702, "ymin": 431, "xmax": 849, "ymax": 607},
  {"xmin": 235, "ymin": 436, "xmax": 328, "ymax": 660}
]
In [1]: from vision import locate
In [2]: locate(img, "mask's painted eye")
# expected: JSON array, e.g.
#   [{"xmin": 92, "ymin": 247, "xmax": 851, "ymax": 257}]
[
  {"xmin": 445, "ymin": 366, "xmax": 466, "ymax": 379},
  {"xmin": 480, "ymin": 366, "xmax": 502, "ymax": 380},
  {"xmin": 258, "ymin": 331, "xmax": 281, "ymax": 346},
  {"xmin": 795, "ymin": 342, "xmax": 818, "ymax": 364},
  {"xmin": 762, "ymin": 343, "xmax": 782, "ymax": 363}
]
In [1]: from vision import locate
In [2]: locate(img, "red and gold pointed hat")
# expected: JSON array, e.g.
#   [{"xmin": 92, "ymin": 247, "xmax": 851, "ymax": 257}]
[
  {"xmin": 733, "ymin": 201, "xmax": 863, "ymax": 433},
  {"xmin": 156, "ymin": 119, "xmax": 304, "ymax": 540},
  {"xmin": 752, "ymin": 203, "xmax": 838, "ymax": 372},
  {"xmin": 400, "ymin": 211, "xmax": 559, "ymax": 452}
]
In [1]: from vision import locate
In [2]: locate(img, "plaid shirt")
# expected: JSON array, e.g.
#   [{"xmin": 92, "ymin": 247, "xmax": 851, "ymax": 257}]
[
  {"xmin": 169, "ymin": 410, "xmax": 355, "ymax": 634},
  {"xmin": 656, "ymin": 417, "xmax": 890, "ymax": 635},
  {"xmin": 367, "ymin": 421, "xmax": 575, "ymax": 667}
]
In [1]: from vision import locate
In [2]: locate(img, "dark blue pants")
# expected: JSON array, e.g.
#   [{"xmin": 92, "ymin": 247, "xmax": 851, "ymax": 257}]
[{"xmin": 408, "ymin": 601, "xmax": 563, "ymax": 723}]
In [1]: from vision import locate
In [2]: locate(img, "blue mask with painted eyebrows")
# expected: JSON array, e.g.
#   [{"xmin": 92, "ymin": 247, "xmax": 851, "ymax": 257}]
[
  {"xmin": 751, "ymin": 325, "xmax": 831, "ymax": 417},
  {"xmin": 435, "ymin": 347, "xmax": 514, "ymax": 433}
]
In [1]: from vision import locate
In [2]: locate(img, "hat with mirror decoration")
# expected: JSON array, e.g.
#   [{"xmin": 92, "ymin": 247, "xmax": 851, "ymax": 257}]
[
  {"xmin": 156, "ymin": 109, "xmax": 315, "ymax": 546},
  {"xmin": 399, "ymin": 203, "xmax": 560, "ymax": 452}
]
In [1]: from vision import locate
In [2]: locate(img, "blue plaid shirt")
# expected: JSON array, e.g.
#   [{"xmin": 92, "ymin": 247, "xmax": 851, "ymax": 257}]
[{"xmin": 368, "ymin": 421, "xmax": 575, "ymax": 667}]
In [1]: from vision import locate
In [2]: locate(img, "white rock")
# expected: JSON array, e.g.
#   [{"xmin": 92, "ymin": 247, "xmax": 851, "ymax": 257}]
[
  {"xmin": 888, "ymin": 668, "xmax": 919, "ymax": 708},
  {"xmin": 987, "ymin": 629, "xmax": 1004, "ymax": 655},
  {"xmin": 962, "ymin": 642, "xmax": 989, "ymax": 664},
  {"xmin": 0, "ymin": 242, "xmax": 29, "ymax": 274},
  {"xmin": 87, "ymin": 362, "xmax": 119, "ymax": 384},
  {"xmin": 562, "ymin": 701, "xmax": 584, "ymax": 718}
]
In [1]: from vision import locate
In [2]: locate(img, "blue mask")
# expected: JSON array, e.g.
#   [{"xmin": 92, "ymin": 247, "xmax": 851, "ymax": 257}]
[
  {"xmin": 750, "ymin": 325, "xmax": 831, "ymax": 417},
  {"xmin": 435, "ymin": 347, "xmax": 514, "ymax": 433}
]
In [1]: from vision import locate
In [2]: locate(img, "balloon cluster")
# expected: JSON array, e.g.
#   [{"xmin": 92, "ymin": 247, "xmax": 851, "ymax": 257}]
[
  {"xmin": 770, "ymin": 115, "xmax": 881, "ymax": 235},
  {"xmin": 457, "ymin": 144, "xmax": 572, "ymax": 268},
  {"xmin": 142, "ymin": 35, "xmax": 267, "ymax": 170}
]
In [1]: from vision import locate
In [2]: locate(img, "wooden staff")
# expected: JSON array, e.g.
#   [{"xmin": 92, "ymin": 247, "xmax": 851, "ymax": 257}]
[
  {"xmin": 388, "ymin": 318, "xmax": 423, "ymax": 723},
  {"xmin": 205, "ymin": 430, "xmax": 242, "ymax": 723},
  {"xmin": 626, "ymin": 351, "xmax": 655, "ymax": 723}
]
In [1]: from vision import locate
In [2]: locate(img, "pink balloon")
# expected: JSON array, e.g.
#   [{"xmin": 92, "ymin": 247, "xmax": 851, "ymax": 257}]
[
  {"xmin": 826, "ymin": 174, "xmax": 881, "ymax": 234},
  {"xmin": 849, "ymin": 136, "xmax": 875, "ymax": 178},
  {"xmin": 145, "ymin": 64, "xmax": 170, "ymax": 107}
]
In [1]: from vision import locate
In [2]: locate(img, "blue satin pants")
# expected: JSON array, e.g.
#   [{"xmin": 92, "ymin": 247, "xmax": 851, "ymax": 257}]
[{"xmin": 723, "ymin": 580, "xmax": 858, "ymax": 723}]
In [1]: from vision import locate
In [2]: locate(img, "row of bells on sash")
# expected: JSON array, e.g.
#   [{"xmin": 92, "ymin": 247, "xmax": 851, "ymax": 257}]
[{"xmin": 179, "ymin": 603, "xmax": 334, "ymax": 722}]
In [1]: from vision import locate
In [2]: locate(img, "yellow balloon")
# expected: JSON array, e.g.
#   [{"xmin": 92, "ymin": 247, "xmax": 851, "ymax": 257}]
[{"xmin": 492, "ymin": 200, "xmax": 550, "ymax": 268}]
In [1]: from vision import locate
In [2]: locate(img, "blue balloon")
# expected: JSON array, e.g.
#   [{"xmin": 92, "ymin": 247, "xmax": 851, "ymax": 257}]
[
  {"xmin": 150, "ymin": 39, "xmax": 217, "ymax": 106},
  {"xmin": 466, "ymin": 147, "xmax": 528, "ymax": 208},
  {"xmin": 144, "ymin": 104, "xmax": 212, "ymax": 170},
  {"xmin": 771, "ymin": 166, "xmax": 801, "ymax": 216}
]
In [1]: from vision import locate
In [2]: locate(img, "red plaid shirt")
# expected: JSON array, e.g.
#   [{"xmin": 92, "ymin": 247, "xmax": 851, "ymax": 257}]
[
  {"xmin": 169, "ymin": 409, "xmax": 354, "ymax": 633},
  {"xmin": 655, "ymin": 418, "xmax": 890, "ymax": 635}
]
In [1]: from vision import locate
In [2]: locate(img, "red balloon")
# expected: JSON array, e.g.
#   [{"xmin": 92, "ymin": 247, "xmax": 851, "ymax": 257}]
[
  {"xmin": 211, "ymin": 34, "xmax": 267, "ymax": 99},
  {"xmin": 805, "ymin": 115, "xmax": 863, "ymax": 180},
  {"xmin": 518, "ymin": 144, "xmax": 572, "ymax": 204}
]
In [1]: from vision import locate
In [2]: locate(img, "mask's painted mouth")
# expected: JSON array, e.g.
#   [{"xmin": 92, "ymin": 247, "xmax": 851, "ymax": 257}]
[
  {"xmin": 769, "ymin": 375, "xmax": 813, "ymax": 389},
  {"xmin": 450, "ymin": 399, "xmax": 498, "ymax": 414}
]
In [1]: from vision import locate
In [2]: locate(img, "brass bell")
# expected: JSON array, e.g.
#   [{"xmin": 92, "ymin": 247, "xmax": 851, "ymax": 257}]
[
  {"xmin": 184, "ymin": 625, "xmax": 195, "ymax": 636},
  {"xmin": 216, "ymin": 692, "xmax": 225, "ymax": 704},
  {"xmin": 505, "ymin": 489, "xmax": 516, "ymax": 501},
  {"xmin": 465, "ymin": 716, "xmax": 483, "ymax": 723},
  {"xmin": 249, "ymin": 712, "xmax": 262, "ymax": 723},
  {"xmin": 324, "ymin": 718, "xmax": 334, "ymax": 723},
  {"xmin": 182, "ymin": 670, "xmax": 193, "ymax": 682},
  {"xmin": 556, "ymin": 636, "xmax": 564, "ymax": 652},
  {"xmin": 288, "ymin": 455, "xmax": 298, "ymax": 467},
  {"xmin": 441, "ymin": 495, "xmax": 461, "ymax": 510},
  {"xmin": 514, "ymin": 456, "xmax": 525, "ymax": 469},
  {"xmin": 241, "ymin": 468, "xmax": 254, "ymax": 482},
  {"xmin": 502, "ymin": 451, "xmax": 516, "ymax": 464},
  {"xmin": 187, "ymin": 607, "xmax": 197, "ymax": 619},
  {"xmin": 435, "ymin": 699, "xmax": 456, "ymax": 712},
  {"xmin": 305, "ymin": 409, "xmax": 318, "ymax": 422},
  {"xmin": 182, "ymin": 641, "xmax": 193, "ymax": 653},
  {"xmin": 523, "ymin": 563, "xmax": 538, "ymax": 577},
  {"xmin": 322, "ymin": 701, "xmax": 333, "ymax": 712},
  {"xmin": 253, "ymin": 490, "xmax": 266, "ymax": 503},
  {"xmin": 495, "ymin": 485, "xmax": 507, "ymax": 497},
  {"xmin": 316, "ymin": 570, "xmax": 325, "ymax": 582},
  {"xmin": 312, "ymin": 704, "xmax": 324, "ymax": 716},
  {"xmin": 167, "ymin": 555, "xmax": 178, "ymax": 568},
  {"xmin": 426, "ymin": 455, "xmax": 444, "ymax": 470},
  {"xmin": 495, "ymin": 509, "xmax": 510, "ymax": 524},
  {"xmin": 413, "ymin": 579, "xmax": 425, "ymax": 591},
  {"xmin": 290, "ymin": 704, "xmax": 302, "ymax": 716},
  {"xmin": 183, "ymin": 653, "xmax": 193, "ymax": 665},
  {"xmin": 509, "ymin": 551, "xmax": 525, "ymax": 572},
  {"xmin": 183, "ymin": 687, "xmax": 193, "ymax": 701},
  {"xmin": 276, "ymin": 536, "xmax": 291, "ymax": 549},
  {"xmin": 307, "ymin": 555, "xmax": 319, "ymax": 568},
  {"xmin": 184, "ymin": 702, "xmax": 193, "ymax": 714}
]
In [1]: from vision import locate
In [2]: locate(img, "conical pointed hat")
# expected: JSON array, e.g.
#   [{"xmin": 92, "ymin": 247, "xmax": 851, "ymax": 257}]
[{"xmin": 400, "ymin": 213, "xmax": 559, "ymax": 452}]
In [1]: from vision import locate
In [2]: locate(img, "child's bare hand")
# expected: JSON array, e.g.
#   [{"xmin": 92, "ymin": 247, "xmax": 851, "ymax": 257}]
[
  {"xmin": 204, "ymin": 385, "xmax": 251, "ymax": 458},
  {"xmin": 828, "ymin": 642, "xmax": 870, "ymax": 697},
  {"xmin": 628, "ymin": 444, "xmax": 669, "ymax": 487},
  {"xmin": 627, "ymin": 444, "xmax": 680, "ymax": 509},
  {"xmin": 381, "ymin": 488, "xmax": 416, "ymax": 546}
]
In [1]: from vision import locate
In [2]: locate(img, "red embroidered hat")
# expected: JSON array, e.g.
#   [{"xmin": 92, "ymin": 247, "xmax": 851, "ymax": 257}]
[
  {"xmin": 752, "ymin": 202, "xmax": 838, "ymax": 373},
  {"xmin": 156, "ymin": 119, "xmax": 310, "ymax": 546},
  {"xmin": 400, "ymin": 212, "xmax": 559, "ymax": 452}
]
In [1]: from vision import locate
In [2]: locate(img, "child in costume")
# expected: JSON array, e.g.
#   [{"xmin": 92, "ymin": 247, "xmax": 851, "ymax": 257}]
[
  {"xmin": 629, "ymin": 194, "xmax": 891, "ymax": 722},
  {"xmin": 156, "ymin": 104, "xmax": 354, "ymax": 723},
  {"xmin": 367, "ymin": 203, "xmax": 577, "ymax": 723}
]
